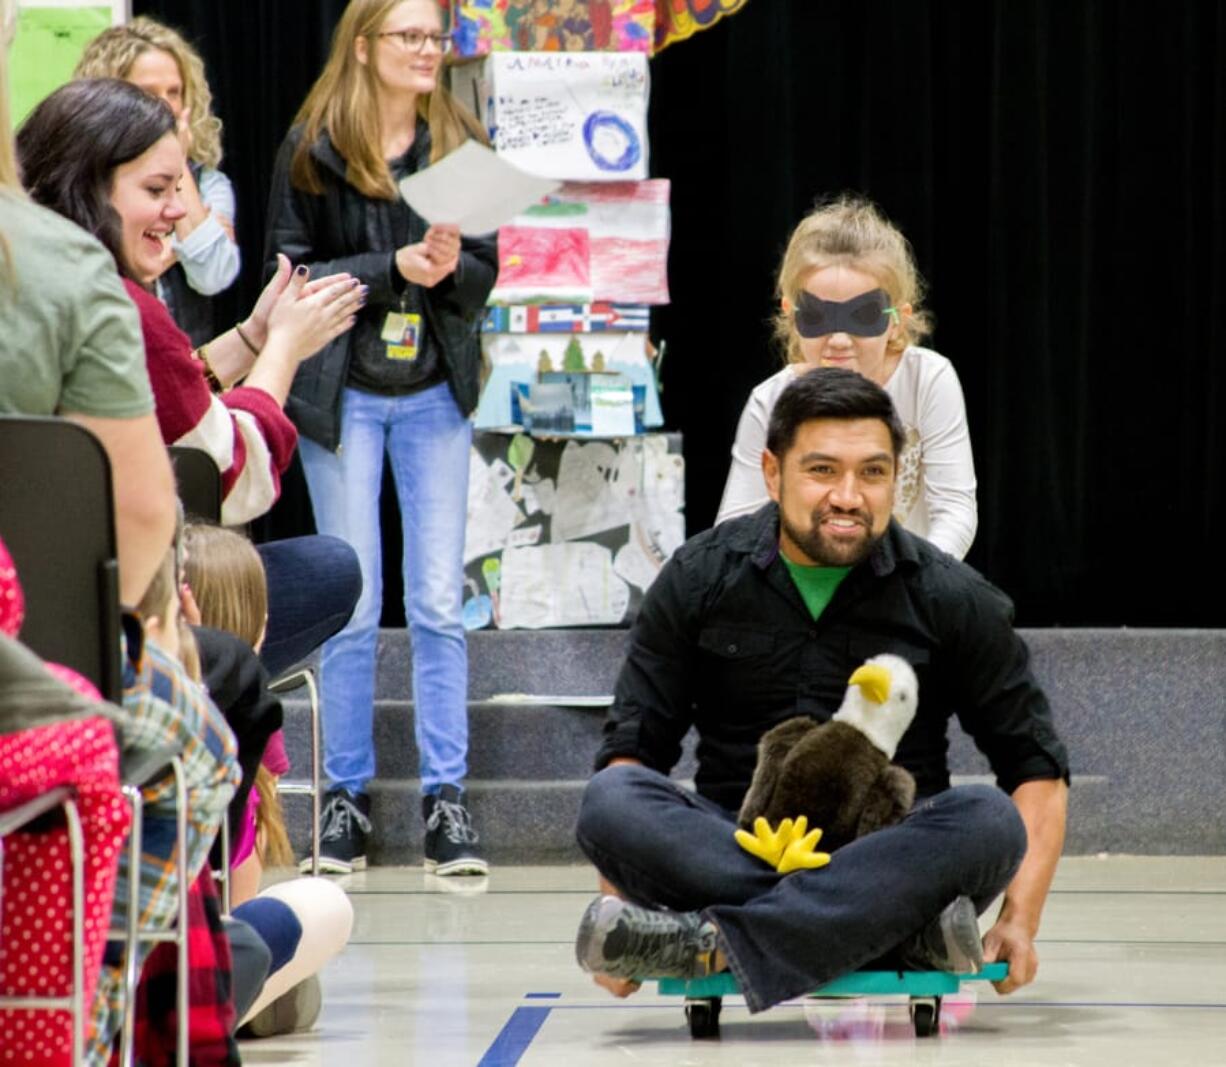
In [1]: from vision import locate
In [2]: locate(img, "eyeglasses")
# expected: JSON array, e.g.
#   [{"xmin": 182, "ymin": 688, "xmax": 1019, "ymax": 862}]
[{"xmin": 377, "ymin": 28, "xmax": 453, "ymax": 54}]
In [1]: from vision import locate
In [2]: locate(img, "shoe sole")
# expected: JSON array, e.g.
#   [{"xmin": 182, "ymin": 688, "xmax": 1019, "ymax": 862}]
[
  {"xmin": 939, "ymin": 897, "xmax": 985, "ymax": 974},
  {"xmin": 301, "ymin": 855, "xmax": 366, "ymax": 876},
  {"xmin": 425, "ymin": 857, "xmax": 489, "ymax": 876}
]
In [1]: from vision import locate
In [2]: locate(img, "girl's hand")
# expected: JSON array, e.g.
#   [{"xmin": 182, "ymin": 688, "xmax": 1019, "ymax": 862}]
[
  {"xmin": 424, "ymin": 224, "xmax": 461, "ymax": 268},
  {"xmin": 397, "ymin": 235, "xmax": 458, "ymax": 288},
  {"xmin": 265, "ymin": 271, "xmax": 366, "ymax": 363}
]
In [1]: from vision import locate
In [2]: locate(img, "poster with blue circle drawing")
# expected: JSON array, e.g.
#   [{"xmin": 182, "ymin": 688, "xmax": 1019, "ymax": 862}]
[{"xmin": 483, "ymin": 52, "xmax": 649, "ymax": 181}]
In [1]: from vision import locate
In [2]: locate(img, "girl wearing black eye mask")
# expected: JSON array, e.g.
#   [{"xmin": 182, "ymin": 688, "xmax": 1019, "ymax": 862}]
[{"xmin": 716, "ymin": 195, "xmax": 979, "ymax": 560}]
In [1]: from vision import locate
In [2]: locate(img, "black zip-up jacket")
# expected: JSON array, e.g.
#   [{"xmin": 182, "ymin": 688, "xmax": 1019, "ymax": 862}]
[
  {"xmin": 263, "ymin": 126, "xmax": 498, "ymax": 450},
  {"xmin": 596, "ymin": 504, "xmax": 1069, "ymax": 811}
]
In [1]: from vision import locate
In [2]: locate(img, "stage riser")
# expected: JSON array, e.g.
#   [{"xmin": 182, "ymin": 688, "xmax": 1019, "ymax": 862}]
[{"xmin": 278, "ymin": 628, "xmax": 1226, "ymax": 861}]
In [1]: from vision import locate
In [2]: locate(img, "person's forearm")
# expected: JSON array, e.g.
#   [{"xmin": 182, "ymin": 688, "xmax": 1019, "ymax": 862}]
[
  {"xmin": 1000, "ymin": 777, "xmax": 1068, "ymax": 935},
  {"xmin": 200, "ymin": 319, "xmax": 264, "ymax": 387},
  {"xmin": 239, "ymin": 340, "xmax": 300, "ymax": 408}
]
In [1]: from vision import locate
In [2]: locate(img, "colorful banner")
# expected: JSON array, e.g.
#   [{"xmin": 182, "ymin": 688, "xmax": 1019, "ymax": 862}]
[
  {"xmin": 452, "ymin": 0, "xmax": 655, "ymax": 56},
  {"xmin": 653, "ymin": 0, "xmax": 751, "ymax": 54},
  {"xmin": 489, "ymin": 179, "xmax": 670, "ymax": 305},
  {"xmin": 483, "ymin": 303, "xmax": 650, "ymax": 333}
]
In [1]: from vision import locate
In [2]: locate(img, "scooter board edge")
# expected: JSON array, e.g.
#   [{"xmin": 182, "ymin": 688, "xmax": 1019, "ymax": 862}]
[{"xmin": 657, "ymin": 961, "xmax": 1008, "ymax": 998}]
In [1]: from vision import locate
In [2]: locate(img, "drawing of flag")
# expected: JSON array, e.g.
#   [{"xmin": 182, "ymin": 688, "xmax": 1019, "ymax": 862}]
[{"xmin": 482, "ymin": 303, "xmax": 651, "ymax": 334}]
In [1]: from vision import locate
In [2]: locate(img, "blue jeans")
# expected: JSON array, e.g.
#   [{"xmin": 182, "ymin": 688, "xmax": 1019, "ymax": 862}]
[
  {"xmin": 257, "ymin": 535, "xmax": 362, "ymax": 679},
  {"xmin": 576, "ymin": 764, "xmax": 1027, "ymax": 1013},
  {"xmin": 298, "ymin": 383, "xmax": 472, "ymax": 795}
]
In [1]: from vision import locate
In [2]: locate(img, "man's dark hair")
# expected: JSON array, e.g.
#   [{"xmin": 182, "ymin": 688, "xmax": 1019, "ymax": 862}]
[
  {"xmin": 16, "ymin": 78, "xmax": 176, "ymax": 280},
  {"xmin": 765, "ymin": 366, "xmax": 906, "ymax": 459}
]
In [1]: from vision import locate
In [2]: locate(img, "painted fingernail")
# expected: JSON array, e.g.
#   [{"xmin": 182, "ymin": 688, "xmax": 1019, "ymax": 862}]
[{"xmin": 294, "ymin": 265, "xmax": 308, "ymax": 277}]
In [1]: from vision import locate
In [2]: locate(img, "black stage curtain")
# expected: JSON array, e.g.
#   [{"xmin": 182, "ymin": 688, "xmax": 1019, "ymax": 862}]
[{"xmin": 135, "ymin": 0, "xmax": 1225, "ymax": 626}]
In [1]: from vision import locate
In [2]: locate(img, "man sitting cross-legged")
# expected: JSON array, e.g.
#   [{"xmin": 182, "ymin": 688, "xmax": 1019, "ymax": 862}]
[{"xmin": 574, "ymin": 367, "xmax": 1069, "ymax": 1013}]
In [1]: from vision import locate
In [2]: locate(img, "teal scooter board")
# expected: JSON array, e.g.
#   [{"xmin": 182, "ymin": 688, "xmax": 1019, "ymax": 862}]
[{"xmin": 657, "ymin": 962, "xmax": 1008, "ymax": 1038}]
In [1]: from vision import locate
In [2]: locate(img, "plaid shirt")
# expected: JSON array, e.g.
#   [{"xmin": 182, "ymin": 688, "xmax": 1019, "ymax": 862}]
[
  {"xmin": 86, "ymin": 624, "xmax": 239, "ymax": 1064},
  {"xmin": 125, "ymin": 870, "xmax": 239, "ymax": 1067}
]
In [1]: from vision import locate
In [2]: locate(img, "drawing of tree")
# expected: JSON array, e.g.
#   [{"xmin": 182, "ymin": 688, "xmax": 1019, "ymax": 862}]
[{"xmin": 563, "ymin": 336, "xmax": 586, "ymax": 371}]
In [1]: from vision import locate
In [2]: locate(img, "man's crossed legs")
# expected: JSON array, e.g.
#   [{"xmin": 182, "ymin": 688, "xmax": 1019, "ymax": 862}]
[{"xmin": 575, "ymin": 763, "xmax": 1026, "ymax": 1013}]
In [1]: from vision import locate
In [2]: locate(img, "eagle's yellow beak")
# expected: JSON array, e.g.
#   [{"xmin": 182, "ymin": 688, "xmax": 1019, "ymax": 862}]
[{"xmin": 848, "ymin": 663, "xmax": 892, "ymax": 705}]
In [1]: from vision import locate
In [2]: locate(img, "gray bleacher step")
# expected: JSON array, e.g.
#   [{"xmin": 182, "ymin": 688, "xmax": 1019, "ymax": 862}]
[
  {"xmin": 282, "ymin": 778, "xmax": 589, "ymax": 865},
  {"xmin": 363, "ymin": 627, "xmax": 630, "ymax": 700},
  {"xmin": 278, "ymin": 698, "xmax": 613, "ymax": 782},
  {"xmin": 275, "ymin": 626, "xmax": 1226, "ymax": 859}
]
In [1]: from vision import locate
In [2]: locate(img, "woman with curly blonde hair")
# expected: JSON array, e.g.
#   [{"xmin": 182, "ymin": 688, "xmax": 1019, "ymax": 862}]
[
  {"xmin": 716, "ymin": 195, "xmax": 979, "ymax": 559},
  {"xmin": 76, "ymin": 16, "xmax": 240, "ymax": 345}
]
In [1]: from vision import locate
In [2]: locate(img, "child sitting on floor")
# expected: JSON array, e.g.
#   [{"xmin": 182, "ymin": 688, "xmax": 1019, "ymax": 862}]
[{"xmin": 183, "ymin": 522, "xmax": 353, "ymax": 1038}]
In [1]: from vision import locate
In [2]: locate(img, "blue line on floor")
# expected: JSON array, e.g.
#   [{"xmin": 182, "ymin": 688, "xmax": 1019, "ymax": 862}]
[
  {"xmin": 477, "ymin": 1006, "xmax": 552, "ymax": 1066},
  {"xmin": 525, "ymin": 992, "xmax": 562, "ymax": 999}
]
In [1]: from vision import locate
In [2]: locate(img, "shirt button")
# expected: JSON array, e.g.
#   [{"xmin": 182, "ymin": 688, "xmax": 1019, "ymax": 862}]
[
  {"xmin": 727, "ymin": 643, "xmax": 738, "ymax": 654},
  {"xmin": 808, "ymin": 630, "xmax": 817, "ymax": 639}
]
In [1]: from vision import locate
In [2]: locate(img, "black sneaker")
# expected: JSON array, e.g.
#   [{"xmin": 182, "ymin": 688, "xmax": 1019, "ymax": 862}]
[
  {"xmin": 308, "ymin": 788, "xmax": 371, "ymax": 875},
  {"xmin": 423, "ymin": 785, "xmax": 488, "ymax": 876},
  {"xmin": 575, "ymin": 895, "xmax": 718, "ymax": 980},
  {"xmin": 897, "ymin": 895, "xmax": 984, "ymax": 974}
]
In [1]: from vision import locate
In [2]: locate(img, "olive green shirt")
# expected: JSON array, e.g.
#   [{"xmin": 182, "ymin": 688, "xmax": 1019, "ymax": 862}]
[{"xmin": 0, "ymin": 191, "xmax": 153, "ymax": 418}]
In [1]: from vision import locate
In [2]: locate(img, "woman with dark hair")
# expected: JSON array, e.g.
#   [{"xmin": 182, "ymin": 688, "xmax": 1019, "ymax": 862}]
[
  {"xmin": 265, "ymin": 0, "xmax": 497, "ymax": 876},
  {"xmin": 18, "ymin": 79, "xmax": 366, "ymax": 682},
  {"xmin": 18, "ymin": 77, "xmax": 363, "ymax": 527}
]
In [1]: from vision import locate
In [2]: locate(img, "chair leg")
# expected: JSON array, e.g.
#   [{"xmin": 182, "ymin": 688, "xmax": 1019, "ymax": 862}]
[
  {"xmin": 64, "ymin": 797, "xmax": 85, "ymax": 1067},
  {"xmin": 115, "ymin": 785, "xmax": 144, "ymax": 1067},
  {"xmin": 173, "ymin": 758, "xmax": 189, "ymax": 1067},
  {"xmin": 271, "ymin": 668, "xmax": 323, "ymax": 877}
]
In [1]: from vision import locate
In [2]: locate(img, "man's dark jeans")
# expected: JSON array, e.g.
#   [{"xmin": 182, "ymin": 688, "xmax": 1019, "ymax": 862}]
[{"xmin": 576, "ymin": 763, "xmax": 1027, "ymax": 1012}]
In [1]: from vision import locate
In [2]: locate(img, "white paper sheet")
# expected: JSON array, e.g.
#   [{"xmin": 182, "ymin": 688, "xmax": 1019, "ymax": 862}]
[
  {"xmin": 464, "ymin": 450, "xmax": 526, "ymax": 563},
  {"xmin": 487, "ymin": 52, "xmax": 650, "ymax": 181},
  {"xmin": 398, "ymin": 140, "xmax": 559, "ymax": 236},
  {"xmin": 498, "ymin": 543, "xmax": 630, "ymax": 628}
]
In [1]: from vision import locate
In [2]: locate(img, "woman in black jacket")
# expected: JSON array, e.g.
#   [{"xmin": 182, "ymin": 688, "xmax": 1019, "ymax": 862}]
[{"xmin": 264, "ymin": 0, "xmax": 497, "ymax": 877}]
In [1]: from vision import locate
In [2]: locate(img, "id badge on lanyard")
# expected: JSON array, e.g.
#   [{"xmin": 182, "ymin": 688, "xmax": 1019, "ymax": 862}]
[{"xmin": 381, "ymin": 291, "xmax": 420, "ymax": 361}]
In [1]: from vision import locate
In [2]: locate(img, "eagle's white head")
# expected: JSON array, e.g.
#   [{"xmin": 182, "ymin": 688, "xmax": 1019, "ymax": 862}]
[{"xmin": 831, "ymin": 652, "xmax": 919, "ymax": 759}]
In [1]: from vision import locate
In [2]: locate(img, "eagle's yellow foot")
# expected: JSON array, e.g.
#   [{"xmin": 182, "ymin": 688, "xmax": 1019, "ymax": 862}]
[{"xmin": 735, "ymin": 816, "xmax": 831, "ymax": 873}]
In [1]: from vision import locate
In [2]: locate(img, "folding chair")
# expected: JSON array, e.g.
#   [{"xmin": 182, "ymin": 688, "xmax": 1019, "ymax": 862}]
[
  {"xmin": 0, "ymin": 786, "xmax": 87, "ymax": 1066},
  {"xmin": 268, "ymin": 668, "xmax": 322, "ymax": 876},
  {"xmin": 0, "ymin": 416, "xmax": 122, "ymax": 701},
  {"xmin": 168, "ymin": 446, "xmax": 223, "ymax": 525},
  {"xmin": 167, "ymin": 447, "xmax": 323, "ymax": 875}
]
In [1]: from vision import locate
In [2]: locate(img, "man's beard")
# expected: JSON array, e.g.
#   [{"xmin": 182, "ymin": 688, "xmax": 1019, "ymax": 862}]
[{"xmin": 780, "ymin": 506, "xmax": 883, "ymax": 567}]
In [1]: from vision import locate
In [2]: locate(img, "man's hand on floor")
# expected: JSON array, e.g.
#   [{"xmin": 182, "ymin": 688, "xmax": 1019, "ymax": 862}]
[{"xmin": 982, "ymin": 916, "xmax": 1038, "ymax": 994}]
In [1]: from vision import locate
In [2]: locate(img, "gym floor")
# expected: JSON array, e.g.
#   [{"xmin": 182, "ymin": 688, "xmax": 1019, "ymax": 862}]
[{"xmin": 241, "ymin": 856, "xmax": 1226, "ymax": 1066}]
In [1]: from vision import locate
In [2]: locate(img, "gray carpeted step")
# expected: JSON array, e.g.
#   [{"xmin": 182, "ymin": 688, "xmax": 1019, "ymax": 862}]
[{"xmin": 276, "ymin": 627, "xmax": 1226, "ymax": 861}]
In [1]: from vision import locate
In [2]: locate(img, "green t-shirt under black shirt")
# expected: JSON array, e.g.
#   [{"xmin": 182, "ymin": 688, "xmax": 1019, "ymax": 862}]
[{"xmin": 782, "ymin": 556, "xmax": 852, "ymax": 620}]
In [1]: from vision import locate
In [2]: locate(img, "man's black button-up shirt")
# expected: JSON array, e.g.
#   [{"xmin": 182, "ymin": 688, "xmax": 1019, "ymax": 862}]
[{"xmin": 596, "ymin": 504, "xmax": 1069, "ymax": 811}]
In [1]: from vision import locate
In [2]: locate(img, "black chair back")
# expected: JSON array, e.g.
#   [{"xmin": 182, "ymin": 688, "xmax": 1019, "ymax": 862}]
[
  {"xmin": 170, "ymin": 446, "xmax": 222, "ymax": 523},
  {"xmin": 0, "ymin": 415, "xmax": 122, "ymax": 702}
]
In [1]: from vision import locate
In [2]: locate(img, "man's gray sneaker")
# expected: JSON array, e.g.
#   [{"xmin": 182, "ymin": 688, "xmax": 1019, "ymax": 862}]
[
  {"xmin": 423, "ymin": 784, "xmax": 488, "ymax": 876},
  {"xmin": 575, "ymin": 895, "xmax": 718, "ymax": 980},
  {"xmin": 305, "ymin": 788, "xmax": 371, "ymax": 875},
  {"xmin": 898, "ymin": 895, "xmax": 984, "ymax": 973}
]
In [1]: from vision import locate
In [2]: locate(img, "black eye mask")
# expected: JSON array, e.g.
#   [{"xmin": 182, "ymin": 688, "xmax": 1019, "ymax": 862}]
[{"xmin": 793, "ymin": 288, "xmax": 896, "ymax": 338}]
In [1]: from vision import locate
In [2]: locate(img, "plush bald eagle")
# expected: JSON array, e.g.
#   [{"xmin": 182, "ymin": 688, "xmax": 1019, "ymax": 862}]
[{"xmin": 737, "ymin": 654, "xmax": 919, "ymax": 855}]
